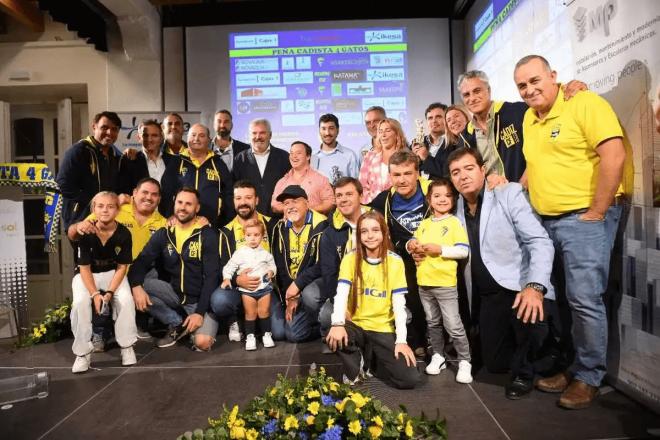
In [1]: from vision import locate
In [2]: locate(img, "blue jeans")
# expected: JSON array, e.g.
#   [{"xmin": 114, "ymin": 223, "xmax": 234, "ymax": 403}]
[
  {"xmin": 209, "ymin": 287, "xmax": 242, "ymax": 321},
  {"xmin": 270, "ymin": 279, "xmax": 323, "ymax": 342},
  {"xmin": 542, "ymin": 206, "xmax": 621, "ymax": 387},
  {"xmin": 143, "ymin": 278, "xmax": 218, "ymax": 336}
]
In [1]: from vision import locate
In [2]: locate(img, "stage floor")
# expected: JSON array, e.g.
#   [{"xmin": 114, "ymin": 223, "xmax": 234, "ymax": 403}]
[{"xmin": 1, "ymin": 337, "xmax": 659, "ymax": 439}]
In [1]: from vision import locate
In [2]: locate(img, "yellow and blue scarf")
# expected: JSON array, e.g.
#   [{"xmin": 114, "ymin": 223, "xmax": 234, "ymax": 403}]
[{"xmin": 0, "ymin": 163, "xmax": 61, "ymax": 252}]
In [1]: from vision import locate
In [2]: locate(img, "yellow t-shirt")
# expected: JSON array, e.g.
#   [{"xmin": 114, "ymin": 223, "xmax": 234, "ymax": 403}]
[
  {"xmin": 338, "ymin": 251, "xmax": 408, "ymax": 333},
  {"xmin": 413, "ymin": 215, "xmax": 469, "ymax": 287},
  {"xmin": 522, "ymin": 87, "xmax": 627, "ymax": 216},
  {"xmin": 288, "ymin": 225, "xmax": 311, "ymax": 278},
  {"xmin": 174, "ymin": 221, "xmax": 200, "ymax": 255},
  {"xmin": 86, "ymin": 201, "xmax": 166, "ymax": 259}
]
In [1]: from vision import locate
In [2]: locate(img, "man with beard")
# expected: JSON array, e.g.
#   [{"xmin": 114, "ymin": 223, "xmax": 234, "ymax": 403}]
[
  {"xmin": 128, "ymin": 187, "xmax": 220, "ymax": 350},
  {"xmin": 312, "ymin": 113, "xmax": 359, "ymax": 185},
  {"xmin": 212, "ymin": 180, "xmax": 277, "ymax": 343},
  {"xmin": 233, "ymin": 118, "xmax": 291, "ymax": 217},
  {"xmin": 271, "ymin": 186, "xmax": 327, "ymax": 342},
  {"xmin": 161, "ymin": 113, "xmax": 188, "ymax": 162},
  {"xmin": 161, "ymin": 123, "xmax": 234, "ymax": 227},
  {"xmin": 212, "ymin": 109, "xmax": 249, "ymax": 172},
  {"xmin": 57, "ymin": 111, "xmax": 124, "ymax": 230}
]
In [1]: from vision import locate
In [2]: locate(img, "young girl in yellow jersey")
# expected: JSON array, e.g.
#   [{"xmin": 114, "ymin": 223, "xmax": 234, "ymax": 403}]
[
  {"xmin": 325, "ymin": 211, "xmax": 420, "ymax": 389},
  {"xmin": 409, "ymin": 178, "xmax": 472, "ymax": 383}
]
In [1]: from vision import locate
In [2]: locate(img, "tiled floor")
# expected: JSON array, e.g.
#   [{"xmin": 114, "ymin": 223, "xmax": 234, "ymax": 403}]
[{"xmin": 1, "ymin": 337, "xmax": 659, "ymax": 440}]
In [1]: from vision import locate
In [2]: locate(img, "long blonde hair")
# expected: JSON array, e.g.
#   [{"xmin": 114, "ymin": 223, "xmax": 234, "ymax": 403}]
[
  {"xmin": 376, "ymin": 118, "xmax": 408, "ymax": 152},
  {"xmin": 445, "ymin": 104, "xmax": 471, "ymax": 146},
  {"xmin": 348, "ymin": 211, "xmax": 393, "ymax": 316}
]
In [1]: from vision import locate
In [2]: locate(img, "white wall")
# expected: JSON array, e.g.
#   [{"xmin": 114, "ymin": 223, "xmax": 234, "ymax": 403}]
[{"xmin": 0, "ymin": 14, "xmax": 162, "ymax": 121}]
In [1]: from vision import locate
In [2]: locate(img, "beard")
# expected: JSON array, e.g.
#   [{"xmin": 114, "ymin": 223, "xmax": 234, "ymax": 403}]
[
  {"xmin": 236, "ymin": 204, "xmax": 255, "ymax": 220},
  {"xmin": 176, "ymin": 211, "xmax": 196, "ymax": 224}
]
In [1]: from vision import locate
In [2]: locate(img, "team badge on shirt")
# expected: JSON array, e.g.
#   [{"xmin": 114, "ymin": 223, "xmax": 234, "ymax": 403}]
[
  {"xmin": 188, "ymin": 241, "xmax": 200, "ymax": 258},
  {"xmin": 114, "ymin": 246, "xmax": 121, "ymax": 255},
  {"xmin": 500, "ymin": 124, "xmax": 520, "ymax": 148},
  {"xmin": 550, "ymin": 124, "xmax": 561, "ymax": 139}
]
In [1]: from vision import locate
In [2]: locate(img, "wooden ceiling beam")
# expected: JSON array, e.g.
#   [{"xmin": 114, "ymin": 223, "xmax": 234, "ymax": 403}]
[{"xmin": 0, "ymin": 0, "xmax": 44, "ymax": 32}]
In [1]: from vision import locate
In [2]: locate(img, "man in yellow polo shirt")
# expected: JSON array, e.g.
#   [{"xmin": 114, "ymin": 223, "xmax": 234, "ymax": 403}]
[
  {"xmin": 69, "ymin": 177, "xmax": 166, "ymax": 259},
  {"xmin": 514, "ymin": 55, "xmax": 627, "ymax": 410},
  {"xmin": 69, "ymin": 177, "xmax": 167, "ymax": 346}
]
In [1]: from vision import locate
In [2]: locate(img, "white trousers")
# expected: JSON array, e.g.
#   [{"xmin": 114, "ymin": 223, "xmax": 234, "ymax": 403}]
[{"xmin": 70, "ymin": 271, "xmax": 137, "ymax": 356}]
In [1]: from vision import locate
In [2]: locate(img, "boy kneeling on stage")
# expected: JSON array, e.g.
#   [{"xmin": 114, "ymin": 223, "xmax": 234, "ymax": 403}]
[{"xmin": 70, "ymin": 191, "xmax": 137, "ymax": 373}]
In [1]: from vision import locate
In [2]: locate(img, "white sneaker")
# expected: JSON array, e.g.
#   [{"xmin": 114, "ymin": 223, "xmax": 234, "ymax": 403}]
[
  {"xmin": 72, "ymin": 354, "xmax": 91, "ymax": 373},
  {"xmin": 456, "ymin": 360, "xmax": 473, "ymax": 384},
  {"xmin": 121, "ymin": 346, "xmax": 137, "ymax": 366},
  {"xmin": 425, "ymin": 353, "xmax": 447, "ymax": 375},
  {"xmin": 262, "ymin": 332, "xmax": 275, "ymax": 348},
  {"xmin": 245, "ymin": 334, "xmax": 257, "ymax": 351},
  {"xmin": 228, "ymin": 321, "xmax": 242, "ymax": 342}
]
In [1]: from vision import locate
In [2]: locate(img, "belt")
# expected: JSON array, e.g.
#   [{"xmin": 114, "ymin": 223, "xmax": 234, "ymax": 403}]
[{"xmin": 540, "ymin": 196, "xmax": 624, "ymax": 221}]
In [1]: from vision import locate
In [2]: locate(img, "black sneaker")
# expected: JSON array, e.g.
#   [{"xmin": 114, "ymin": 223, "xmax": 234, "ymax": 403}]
[{"xmin": 156, "ymin": 325, "xmax": 188, "ymax": 348}]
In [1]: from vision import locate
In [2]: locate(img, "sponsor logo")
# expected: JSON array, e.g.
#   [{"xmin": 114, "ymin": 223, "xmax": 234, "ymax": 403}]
[
  {"xmin": 573, "ymin": 0, "xmax": 617, "ymax": 42},
  {"xmin": 331, "ymin": 70, "xmax": 365, "ymax": 82}
]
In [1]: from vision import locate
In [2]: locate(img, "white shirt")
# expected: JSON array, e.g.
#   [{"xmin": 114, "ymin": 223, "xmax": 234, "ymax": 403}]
[
  {"xmin": 222, "ymin": 246, "xmax": 277, "ymax": 292},
  {"xmin": 253, "ymin": 146, "xmax": 271, "ymax": 177},
  {"xmin": 142, "ymin": 148, "xmax": 166, "ymax": 182}
]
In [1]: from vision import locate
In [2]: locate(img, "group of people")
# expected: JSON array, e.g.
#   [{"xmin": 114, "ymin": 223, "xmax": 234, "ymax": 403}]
[{"xmin": 56, "ymin": 54, "xmax": 632, "ymax": 411}]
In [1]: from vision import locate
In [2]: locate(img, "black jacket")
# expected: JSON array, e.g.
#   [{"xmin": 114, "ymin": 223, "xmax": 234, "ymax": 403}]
[
  {"xmin": 56, "ymin": 136, "xmax": 122, "ymax": 230},
  {"xmin": 160, "ymin": 140, "xmax": 188, "ymax": 164},
  {"xmin": 128, "ymin": 224, "xmax": 219, "ymax": 315},
  {"xmin": 318, "ymin": 207, "xmax": 371, "ymax": 300},
  {"xmin": 232, "ymin": 146, "xmax": 291, "ymax": 218},
  {"xmin": 160, "ymin": 152, "xmax": 234, "ymax": 227},
  {"xmin": 271, "ymin": 210, "xmax": 327, "ymax": 301},
  {"xmin": 369, "ymin": 179, "xmax": 431, "ymax": 258},
  {"xmin": 418, "ymin": 136, "xmax": 469, "ymax": 179},
  {"xmin": 461, "ymin": 101, "xmax": 528, "ymax": 183},
  {"xmin": 218, "ymin": 213, "xmax": 277, "ymax": 268}
]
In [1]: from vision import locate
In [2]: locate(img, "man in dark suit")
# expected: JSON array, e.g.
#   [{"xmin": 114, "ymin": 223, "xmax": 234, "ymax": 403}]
[
  {"xmin": 212, "ymin": 109, "xmax": 249, "ymax": 172},
  {"xmin": 232, "ymin": 118, "xmax": 291, "ymax": 217}
]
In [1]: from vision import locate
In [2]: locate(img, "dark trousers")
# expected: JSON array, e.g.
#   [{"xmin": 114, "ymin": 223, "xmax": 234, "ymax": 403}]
[
  {"xmin": 402, "ymin": 257, "xmax": 428, "ymax": 349},
  {"xmin": 476, "ymin": 289, "xmax": 548, "ymax": 380},
  {"xmin": 335, "ymin": 322, "xmax": 420, "ymax": 390}
]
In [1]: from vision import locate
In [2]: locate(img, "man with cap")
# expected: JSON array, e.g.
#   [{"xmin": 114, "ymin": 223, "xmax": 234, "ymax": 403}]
[{"xmin": 270, "ymin": 185, "xmax": 328, "ymax": 342}]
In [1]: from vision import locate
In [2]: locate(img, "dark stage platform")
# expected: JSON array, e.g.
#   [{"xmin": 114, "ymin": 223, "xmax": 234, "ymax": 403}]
[{"xmin": 1, "ymin": 337, "xmax": 659, "ymax": 439}]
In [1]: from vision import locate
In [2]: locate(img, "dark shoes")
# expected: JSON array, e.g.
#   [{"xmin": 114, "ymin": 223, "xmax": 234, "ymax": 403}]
[
  {"xmin": 558, "ymin": 379, "xmax": 599, "ymax": 409},
  {"xmin": 536, "ymin": 371, "xmax": 572, "ymax": 393},
  {"xmin": 505, "ymin": 376, "xmax": 534, "ymax": 400},
  {"xmin": 156, "ymin": 325, "xmax": 189, "ymax": 348}
]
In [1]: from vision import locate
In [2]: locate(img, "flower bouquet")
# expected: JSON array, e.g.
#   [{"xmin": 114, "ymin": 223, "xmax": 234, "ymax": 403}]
[
  {"xmin": 17, "ymin": 299, "xmax": 72, "ymax": 347},
  {"xmin": 178, "ymin": 365, "xmax": 447, "ymax": 439}
]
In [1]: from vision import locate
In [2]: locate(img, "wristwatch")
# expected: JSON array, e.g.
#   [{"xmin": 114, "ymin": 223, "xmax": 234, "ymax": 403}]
[{"xmin": 525, "ymin": 282, "xmax": 547, "ymax": 295}]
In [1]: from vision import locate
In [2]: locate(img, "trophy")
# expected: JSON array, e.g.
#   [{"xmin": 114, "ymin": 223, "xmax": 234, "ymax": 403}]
[{"xmin": 414, "ymin": 119, "xmax": 425, "ymax": 147}]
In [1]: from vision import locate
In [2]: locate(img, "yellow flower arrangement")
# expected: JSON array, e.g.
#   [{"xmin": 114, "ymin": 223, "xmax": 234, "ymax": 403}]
[
  {"xmin": 19, "ymin": 300, "xmax": 72, "ymax": 348},
  {"xmin": 181, "ymin": 366, "xmax": 447, "ymax": 439}
]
